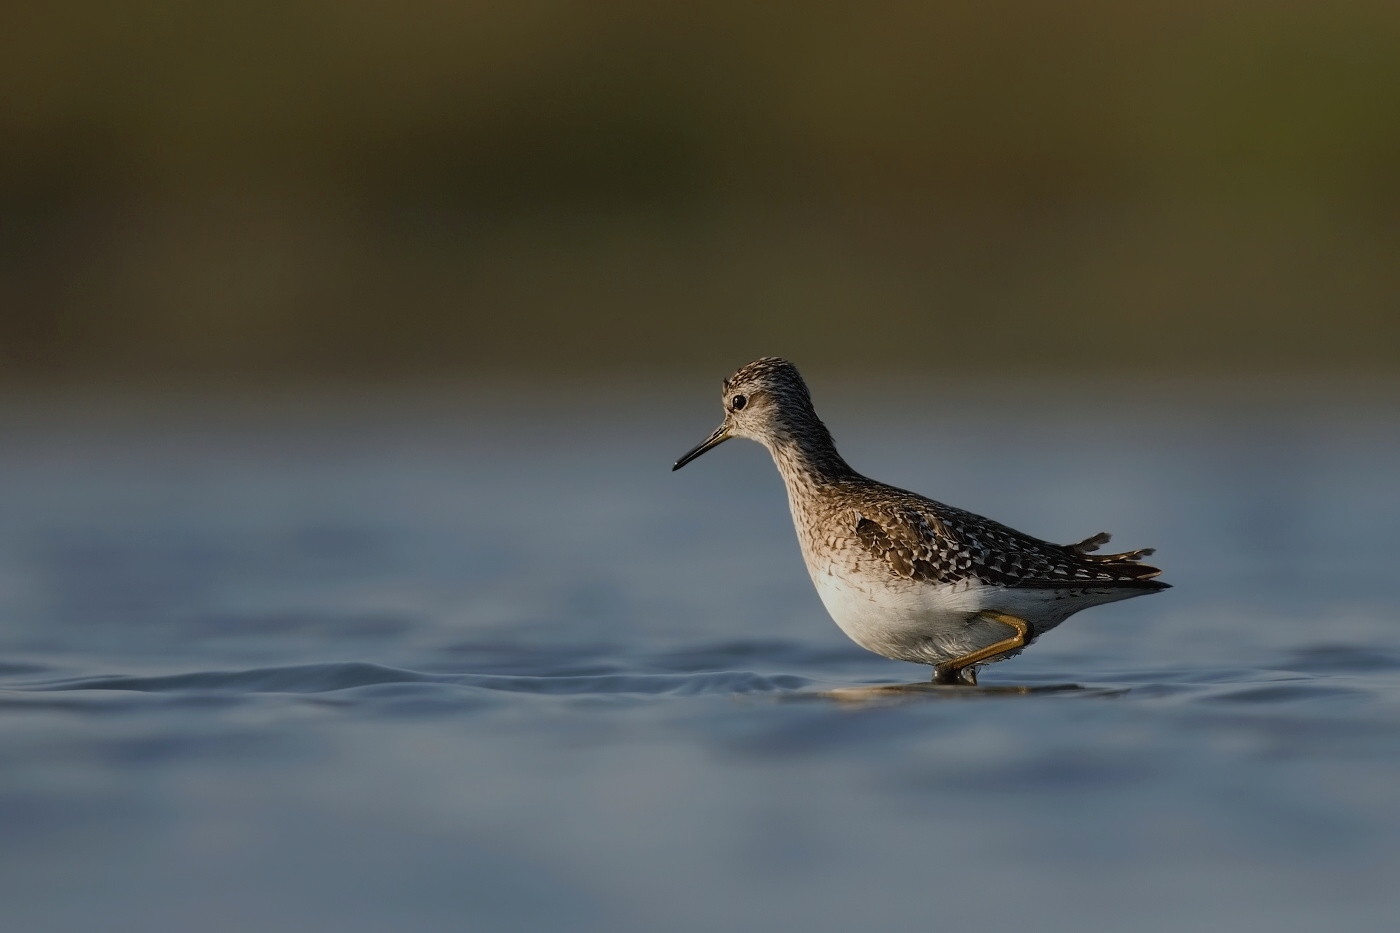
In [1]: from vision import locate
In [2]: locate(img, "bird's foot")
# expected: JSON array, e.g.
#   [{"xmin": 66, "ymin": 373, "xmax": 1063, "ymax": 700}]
[{"xmin": 932, "ymin": 664, "xmax": 978, "ymax": 686}]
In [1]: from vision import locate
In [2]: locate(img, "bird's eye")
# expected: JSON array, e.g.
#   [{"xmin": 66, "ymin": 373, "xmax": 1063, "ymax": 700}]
[{"xmin": 730, "ymin": 394, "xmax": 747, "ymax": 411}]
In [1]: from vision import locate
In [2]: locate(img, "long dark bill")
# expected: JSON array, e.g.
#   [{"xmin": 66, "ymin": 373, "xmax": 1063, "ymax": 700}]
[{"xmin": 672, "ymin": 425, "xmax": 731, "ymax": 471}]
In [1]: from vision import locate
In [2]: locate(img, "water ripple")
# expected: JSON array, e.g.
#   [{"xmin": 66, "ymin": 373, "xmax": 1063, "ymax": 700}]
[{"xmin": 24, "ymin": 662, "xmax": 812, "ymax": 698}]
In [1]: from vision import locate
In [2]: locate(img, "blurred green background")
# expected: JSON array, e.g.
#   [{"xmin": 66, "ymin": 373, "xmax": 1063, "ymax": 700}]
[{"xmin": 2, "ymin": 0, "xmax": 1398, "ymax": 382}]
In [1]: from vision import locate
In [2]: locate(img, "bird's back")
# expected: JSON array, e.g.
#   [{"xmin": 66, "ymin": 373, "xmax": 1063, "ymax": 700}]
[{"xmin": 792, "ymin": 473, "xmax": 1163, "ymax": 588}]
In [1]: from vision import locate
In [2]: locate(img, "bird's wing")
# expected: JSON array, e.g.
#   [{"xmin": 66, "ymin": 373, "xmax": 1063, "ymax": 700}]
[
  {"xmin": 853, "ymin": 504, "xmax": 968, "ymax": 584},
  {"xmin": 852, "ymin": 498, "xmax": 1163, "ymax": 587}
]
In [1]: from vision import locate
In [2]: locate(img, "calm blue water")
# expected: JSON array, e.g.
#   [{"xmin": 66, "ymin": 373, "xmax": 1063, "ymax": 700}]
[{"xmin": 1, "ymin": 384, "xmax": 1398, "ymax": 932}]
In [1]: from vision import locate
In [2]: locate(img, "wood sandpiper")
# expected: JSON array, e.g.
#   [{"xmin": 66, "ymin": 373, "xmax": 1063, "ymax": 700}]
[{"xmin": 672, "ymin": 357, "xmax": 1168, "ymax": 685}]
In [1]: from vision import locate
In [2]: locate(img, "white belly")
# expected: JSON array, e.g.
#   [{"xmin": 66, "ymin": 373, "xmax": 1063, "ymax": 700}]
[{"xmin": 808, "ymin": 563, "xmax": 1138, "ymax": 665}]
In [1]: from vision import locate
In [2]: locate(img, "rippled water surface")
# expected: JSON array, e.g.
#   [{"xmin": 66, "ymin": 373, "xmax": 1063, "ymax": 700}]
[{"xmin": 2, "ymin": 385, "xmax": 1398, "ymax": 932}]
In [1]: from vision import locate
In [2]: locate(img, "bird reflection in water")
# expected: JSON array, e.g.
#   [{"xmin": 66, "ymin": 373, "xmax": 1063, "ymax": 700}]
[{"xmin": 807, "ymin": 682, "xmax": 1127, "ymax": 705}]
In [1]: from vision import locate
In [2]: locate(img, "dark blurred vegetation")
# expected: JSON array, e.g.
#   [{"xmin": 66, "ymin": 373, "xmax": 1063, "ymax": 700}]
[{"xmin": 2, "ymin": 0, "xmax": 1398, "ymax": 382}]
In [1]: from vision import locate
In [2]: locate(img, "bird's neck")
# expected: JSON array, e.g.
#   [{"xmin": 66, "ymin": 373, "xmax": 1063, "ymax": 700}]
[{"xmin": 765, "ymin": 414, "xmax": 855, "ymax": 492}]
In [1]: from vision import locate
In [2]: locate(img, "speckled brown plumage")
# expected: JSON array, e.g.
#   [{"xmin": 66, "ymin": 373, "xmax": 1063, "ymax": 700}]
[
  {"xmin": 849, "ymin": 501, "xmax": 1162, "ymax": 589},
  {"xmin": 673, "ymin": 357, "xmax": 1169, "ymax": 674}
]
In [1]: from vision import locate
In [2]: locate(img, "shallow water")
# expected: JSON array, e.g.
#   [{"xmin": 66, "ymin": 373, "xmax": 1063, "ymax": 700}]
[{"xmin": 1, "ymin": 384, "xmax": 1398, "ymax": 932}]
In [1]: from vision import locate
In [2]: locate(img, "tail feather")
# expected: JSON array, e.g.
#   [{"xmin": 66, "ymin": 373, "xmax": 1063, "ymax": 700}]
[
  {"xmin": 1067, "ymin": 531, "xmax": 1112, "ymax": 554},
  {"xmin": 1066, "ymin": 532, "xmax": 1163, "ymax": 580}
]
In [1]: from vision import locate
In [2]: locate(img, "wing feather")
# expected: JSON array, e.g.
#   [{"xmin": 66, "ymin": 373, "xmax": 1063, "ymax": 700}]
[{"xmin": 851, "ymin": 498, "xmax": 1164, "ymax": 587}]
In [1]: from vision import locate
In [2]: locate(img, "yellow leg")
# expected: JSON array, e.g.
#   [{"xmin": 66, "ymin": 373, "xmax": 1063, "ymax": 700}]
[{"xmin": 932, "ymin": 612, "xmax": 1031, "ymax": 685}]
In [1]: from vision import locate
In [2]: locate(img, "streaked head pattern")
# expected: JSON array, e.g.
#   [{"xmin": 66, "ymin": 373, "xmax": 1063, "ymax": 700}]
[{"xmin": 673, "ymin": 357, "xmax": 838, "ymax": 471}]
